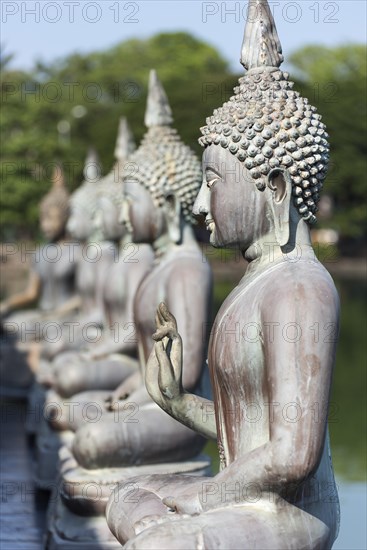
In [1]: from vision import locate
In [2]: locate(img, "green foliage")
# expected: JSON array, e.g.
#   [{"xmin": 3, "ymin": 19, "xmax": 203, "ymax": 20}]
[
  {"xmin": 290, "ymin": 45, "xmax": 367, "ymax": 239},
  {"xmin": 1, "ymin": 37, "xmax": 366, "ymax": 243},
  {"xmin": 1, "ymin": 32, "xmax": 237, "ymax": 238}
]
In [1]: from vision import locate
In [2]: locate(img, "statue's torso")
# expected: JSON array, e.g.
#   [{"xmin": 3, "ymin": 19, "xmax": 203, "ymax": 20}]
[
  {"xmin": 36, "ymin": 242, "xmax": 75, "ymax": 311},
  {"xmin": 75, "ymin": 241, "xmax": 115, "ymax": 320},
  {"xmin": 103, "ymin": 243, "xmax": 153, "ymax": 328},
  {"xmin": 209, "ymin": 255, "xmax": 339, "ymax": 534},
  {"xmin": 134, "ymin": 243, "xmax": 209, "ymax": 376}
]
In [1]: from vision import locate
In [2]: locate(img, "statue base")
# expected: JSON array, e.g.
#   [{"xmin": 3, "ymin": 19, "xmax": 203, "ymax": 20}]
[
  {"xmin": 0, "ymin": 333, "xmax": 34, "ymax": 397},
  {"xmin": 47, "ymin": 446, "xmax": 211, "ymax": 548},
  {"xmin": 35, "ymin": 423, "xmax": 74, "ymax": 489},
  {"xmin": 46, "ymin": 496, "xmax": 121, "ymax": 550}
]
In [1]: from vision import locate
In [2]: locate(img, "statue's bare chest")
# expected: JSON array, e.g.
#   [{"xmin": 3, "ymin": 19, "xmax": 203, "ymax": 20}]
[
  {"xmin": 36, "ymin": 243, "xmax": 75, "ymax": 309},
  {"xmin": 210, "ymin": 281, "xmax": 264, "ymax": 390}
]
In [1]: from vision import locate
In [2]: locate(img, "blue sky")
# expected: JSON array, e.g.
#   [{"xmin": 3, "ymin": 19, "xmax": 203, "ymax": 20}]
[{"xmin": 2, "ymin": 1, "xmax": 366, "ymax": 71}]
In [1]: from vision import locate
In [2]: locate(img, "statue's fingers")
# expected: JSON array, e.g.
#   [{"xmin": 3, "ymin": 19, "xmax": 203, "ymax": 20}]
[
  {"xmin": 170, "ymin": 334, "xmax": 183, "ymax": 381},
  {"xmin": 155, "ymin": 311, "xmax": 161, "ymax": 331},
  {"xmin": 155, "ymin": 341, "xmax": 172, "ymax": 372},
  {"xmin": 157, "ymin": 305, "xmax": 165, "ymax": 326},
  {"xmin": 153, "ymin": 325, "xmax": 178, "ymax": 341},
  {"xmin": 155, "ymin": 341, "xmax": 177, "ymax": 396},
  {"xmin": 160, "ymin": 303, "xmax": 178, "ymax": 331}
]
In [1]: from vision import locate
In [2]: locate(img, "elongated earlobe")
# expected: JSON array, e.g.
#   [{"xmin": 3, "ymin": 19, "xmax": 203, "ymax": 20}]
[
  {"xmin": 267, "ymin": 169, "xmax": 292, "ymax": 247},
  {"xmin": 163, "ymin": 192, "xmax": 182, "ymax": 244}
]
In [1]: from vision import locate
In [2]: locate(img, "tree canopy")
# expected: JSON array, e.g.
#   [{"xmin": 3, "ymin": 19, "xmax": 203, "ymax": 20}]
[
  {"xmin": 1, "ymin": 36, "xmax": 366, "ymax": 244},
  {"xmin": 290, "ymin": 45, "xmax": 367, "ymax": 241}
]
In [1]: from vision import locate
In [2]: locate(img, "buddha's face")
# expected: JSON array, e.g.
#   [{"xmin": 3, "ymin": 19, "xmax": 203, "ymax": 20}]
[
  {"xmin": 67, "ymin": 205, "xmax": 94, "ymax": 241},
  {"xmin": 40, "ymin": 206, "xmax": 65, "ymax": 241},
  {"xmin": 94, "ymin": 197, "xmax": 125, "ymax": 241},
  {"xmin": 193, "ymin": 145, "xmax": 270, "ymax": 249},
  {"xmin": 120, "ymin": 179, "xmax": 165, "ymax": 243}
]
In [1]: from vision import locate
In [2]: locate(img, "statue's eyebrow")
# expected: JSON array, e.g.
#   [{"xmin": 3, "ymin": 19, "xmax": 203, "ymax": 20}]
[{"xmin": 205, "ymin": 166, "xmax": 221, "ymax": 178}]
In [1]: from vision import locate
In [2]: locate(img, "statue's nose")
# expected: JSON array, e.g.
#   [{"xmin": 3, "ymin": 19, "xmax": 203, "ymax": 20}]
[
  {"xmin": 192, "ymin": 184, "xmax": 209, "ymax": 219},
  {"xmin": 119, "ymin": 199, "xmax": 129, "ymax": 225},
  {"xmin": 93, "ymin": 209, "xmax": 103, "ymax": 228}
]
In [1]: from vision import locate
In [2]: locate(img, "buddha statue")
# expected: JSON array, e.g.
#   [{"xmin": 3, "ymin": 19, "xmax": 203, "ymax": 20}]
[
  {"xmin": 106, "ymin": 3, "xmax": 340, "ymax": 549},
  {"xmin": 46, "ymin": 71, "xmax": 212, "ymax": 549},
  {"xmin": 37, "ymin": 148, "xmax": 116, "ymax": 362},
  {"xmin": 25, "ymin": 150, "xmax": 112, "ymax": 439},
  {"xmin": 48, "ymin": 117, "xmax": 154, "ymax": 399},
  {"xmin": 0, "ymin": 165, "xmax": 75, "ymax": 393},
  {"xmin": 35, "ymin": 121, "xmax": 153, "ymax": 487}
]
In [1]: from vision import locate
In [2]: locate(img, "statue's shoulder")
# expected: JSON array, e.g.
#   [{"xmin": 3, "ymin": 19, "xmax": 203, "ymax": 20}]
[
  {"xmin": 261, "ymin": 258, "xmax": 339, "ymax": 312},
  {"xmin": 170, "ymin": 247, "xmax": 211, "ymax": 278}
]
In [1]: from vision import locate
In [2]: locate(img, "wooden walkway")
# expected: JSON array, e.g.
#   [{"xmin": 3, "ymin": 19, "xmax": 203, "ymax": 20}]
[{"xmin": 0, "ymin": 397, "xmax": 48, "ymax": 550}]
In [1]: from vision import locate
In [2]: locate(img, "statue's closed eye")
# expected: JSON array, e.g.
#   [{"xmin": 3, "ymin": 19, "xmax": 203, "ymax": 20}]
[{"xmin": 207, "ymin": 178, "xmax": 219, "ymax": 189}]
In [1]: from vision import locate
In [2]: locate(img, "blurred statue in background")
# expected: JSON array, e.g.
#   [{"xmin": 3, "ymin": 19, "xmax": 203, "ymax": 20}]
[
  {"xmin": 36, "ymin": 119, "xmax": 154, "ymax": 489},
  {"xmin": 106, "ymin": 2, "xmax": 340, "ymax": 549},
  {"xmin": 0, "ymin": 165, "xmax": 74, "ymax": 393},
  {"xmin": 48, "ymin": 117, "xmax": 154, "ymax": 399},
  {"xmin": 46, "ymin": 71, "xmax": 212, "ymax": 549},
  {"xmin": 39, "ymin": 147, "xmax": 115, "ymax": 362},
  {"xmin": 25, "ymin": 148, "xmax": 111, "ymax": 438}
]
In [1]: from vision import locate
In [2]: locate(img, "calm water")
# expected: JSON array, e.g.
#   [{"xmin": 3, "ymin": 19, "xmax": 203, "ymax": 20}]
[{"xmin": 204, "ymin": 275, "xmax": 367, "ymax": 549}]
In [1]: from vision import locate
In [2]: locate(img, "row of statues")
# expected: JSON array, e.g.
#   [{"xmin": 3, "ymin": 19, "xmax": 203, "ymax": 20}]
[{"xmin": 1, "ymin": 1, "xmax": 340, "ymax": 548}]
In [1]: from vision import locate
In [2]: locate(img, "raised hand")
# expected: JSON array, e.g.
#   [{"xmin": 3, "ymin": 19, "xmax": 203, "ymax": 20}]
[{"xmin": 145, "ymin": 302, "xmax": 183, "ymax": 407}]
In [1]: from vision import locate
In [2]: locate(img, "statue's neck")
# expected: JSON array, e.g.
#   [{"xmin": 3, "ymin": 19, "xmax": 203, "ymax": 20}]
[
  {"xmin": 152, "ymin": 224, "xmax": 196, "ymax": 261},
  {"xmin": 244, "ymin": 219, "xmax": 313, "ymax": 266},
  {"xmin": 47, "ymin": 231, "xmax": 66, "ymax": 245},
  {"xmin": 118, "ymin": 233, "xmax": 133, "ymax": 250}
]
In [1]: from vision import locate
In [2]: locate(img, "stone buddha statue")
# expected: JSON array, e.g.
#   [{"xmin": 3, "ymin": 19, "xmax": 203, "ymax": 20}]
[
  {"xmin": 35, "ymin": 121, "xmax": 154, "ymax": 487},
  {"xmin": 106, "ymin": 3, "xmax": 340, "ymax": 549},
  {"xmin": 0, "ymin": 165, "xmax": 75, "ymax": 392},
  {"xmin": 65, "ymin": 70, "xmax": 212, "ymax": 461},
  {"xmin": 24, "ymin": 150, "xmax": 112, "ymax": 437},
  {"xmin": 37, "ymin": 147, "xmax": 116, "ymax": 362},
  {"xmin": 46, "ymin": 71, "xmax": 212, "ymax": 549},
  {"xmin": 49, "ymin": 117, "xmax": 154, "ymax": 398}
]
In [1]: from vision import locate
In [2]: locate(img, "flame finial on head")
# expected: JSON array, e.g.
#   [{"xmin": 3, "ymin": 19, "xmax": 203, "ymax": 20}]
[
  {"xmin": 144, "ymin": 69, "xmax": 173, "ymax": 128},
  {"xmin": 120, "ymin": 70, "xmax": 201, "ymax": 223},
  {"xmin": 114, "ymin": 117, "xmax": 136, "ymax": 162},
  {"xmin": 83, "ymin": 147, "xmax": 101, "ymax": 182},
  {"xmin": 240, "ymin": 0, "xmax": 283, "ymax": 70},
  {"xmin": 40, "ymin": 163, "xmax": 69, "ymax": 225},
  {"xmin": 51, "ymin": 163, "xmax": 66, "ymax": 189},
  {"xmin": 199, "ymin": 0, "xmax": 330, "ymax": 225}
]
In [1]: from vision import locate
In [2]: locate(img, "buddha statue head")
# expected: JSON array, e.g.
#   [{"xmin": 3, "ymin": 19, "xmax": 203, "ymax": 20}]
[
  {"xmin": 194, "ymin": 0, "xmax": 329, "ymax": 251},
  {"xmin": 93, "ymin": 118, "xmax": 136, "ymax": 241},
  {"xmin": 66, "ymin": 148, "xmax": 102, "ymax": 241},
  {"xmin": 40, "ymin": 164, "xmax": 70, "ymax": 241},
  {"xmin": 120, "ymin": 70, "xmax": 202, "ymax": 245}
]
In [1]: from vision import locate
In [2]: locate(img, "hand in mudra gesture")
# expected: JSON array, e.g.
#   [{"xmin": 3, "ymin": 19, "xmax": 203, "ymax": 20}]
[{"xmin": 145, "ymin": 302, "xmax": 183, "ymax": 408}]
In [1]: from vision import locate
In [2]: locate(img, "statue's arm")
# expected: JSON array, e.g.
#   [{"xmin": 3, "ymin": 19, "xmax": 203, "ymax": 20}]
[
  {"xmin": 170, "ymin": 393, "xmax": 217, "ymax": 440},
  {"xmin": 145, "ymin": 283, "xmax": 217, "ymax": 441},
  {"xmin": 213, "ymin": 279, "xmax": 339, "ymax": 493},
  {"xmin": 41, "ymin": 294, "xmax": 82, "ymax": 320},
  {"xmin": 0, "ymin": 270, "xmax": 41, "ymax": 314}
]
